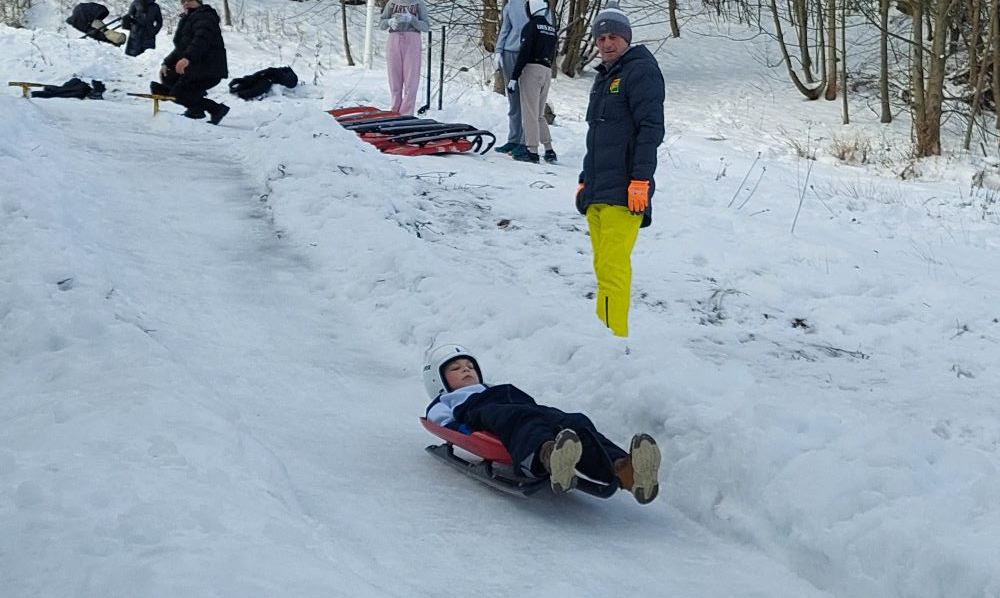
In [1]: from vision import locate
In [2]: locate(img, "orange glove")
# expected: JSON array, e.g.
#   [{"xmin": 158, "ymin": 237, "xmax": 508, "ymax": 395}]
[{"xmin": 627, "ymin": 180, "xmax": 650, "ymax": 214}]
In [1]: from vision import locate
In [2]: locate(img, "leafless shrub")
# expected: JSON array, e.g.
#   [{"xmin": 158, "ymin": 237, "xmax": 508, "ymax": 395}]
[{"xmin": 829, "ymin": 133, "xmax": 872, "ymax": 165}]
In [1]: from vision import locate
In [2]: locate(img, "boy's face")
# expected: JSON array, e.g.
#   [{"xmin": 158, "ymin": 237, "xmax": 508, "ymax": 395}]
[{"xmin": 443, "ymin": 358, "xmax": 480, "ymax": 391}]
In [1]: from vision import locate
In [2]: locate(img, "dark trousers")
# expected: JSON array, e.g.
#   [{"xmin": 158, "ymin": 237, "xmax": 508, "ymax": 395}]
[
  {"xmin": 159, "ymin": 70, "xmax": 222, "ymax": 115},
  {"xmin": 454, "ymin": 384, "xmax": 627, "ymax": 481}
]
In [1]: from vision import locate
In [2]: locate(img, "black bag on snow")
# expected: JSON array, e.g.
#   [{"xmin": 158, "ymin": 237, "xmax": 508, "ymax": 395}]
[
  {"xmin": 32, "ymin": 78, "xmax": 106, "ymax": 100},
  {"xmin": 227, "ymin": 66, "xmax": 299, "ymax": 101}
]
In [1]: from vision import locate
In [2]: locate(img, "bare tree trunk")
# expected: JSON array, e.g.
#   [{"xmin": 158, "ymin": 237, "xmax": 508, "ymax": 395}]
[
  {"xmin": 994, "ymin": 0, "xmax": 1000, "ymax": 129},
  {"xmin": 770, "ymin": 0, "xmax": 826, "ymax": 98},
  {"xmin": 793, "ymin": 0, "xmax": 814, "ymax": 82},
  {"xmin": 841, "ymin": 0, "xmax": 848, "ymax": 123},
  {"xmin": 561, "ymin": 0, "xmax": 591, "ymax": 77},
  {"xmin": 879, "ymin": 0, "xmax": 892, "ymax": 122},
  {"xmin": 825, "ymin": 0, "xmax": 838, "ymax": 99},
  {"xmin": 913, "ymin": 0, "xmax": 958, "ymax": 156},
  {"xmin": 669, "ymin": 0, "xmax": 681, "ymax": 37},
  {"xmin": 482, "ymin": 0, "xmax": 500, "ymax": 51},
  {"xmin": 222, "ymin": 0, "xmax": 232, "ymax": 26},
  {"xmin": 969, "ymin": 0, "xmax": 982, "ymax": 85},
  {"xmin": 342, "ymin": 0, "xmax": 355, "ymax": 66},
  {"xmin": 485, "ymin": 0, "xmax": 503, "ymax": 93},
  {"xmin": 965, "ymin": 0, "xmax": 996, "ymax": 148}
]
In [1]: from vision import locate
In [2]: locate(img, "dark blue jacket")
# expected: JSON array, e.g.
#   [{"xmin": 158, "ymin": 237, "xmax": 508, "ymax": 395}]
[{"xmin": 577, "ymin": 45, "xmax": 665, "ymax": 228}]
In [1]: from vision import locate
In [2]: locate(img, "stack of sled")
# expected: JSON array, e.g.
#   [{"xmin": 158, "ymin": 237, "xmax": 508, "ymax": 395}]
[{"xmin": 329, "ymin": 106, "xmax": 495, "ymax": 157}]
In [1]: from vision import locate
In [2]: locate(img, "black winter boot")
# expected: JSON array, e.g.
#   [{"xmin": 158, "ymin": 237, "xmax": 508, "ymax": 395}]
[{"xmin": 208, "ymin": 104, "xmax": 230, "ymax": 125}]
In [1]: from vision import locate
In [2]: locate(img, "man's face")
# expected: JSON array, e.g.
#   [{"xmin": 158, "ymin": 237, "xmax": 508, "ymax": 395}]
[
  {"xmin": 443, "ymin": 358, "xmax": 480, "ymax": 391},
  {"xmin": 596, "ymin": 33, "xmax": 629, "ymax": 65},
  {"xmin": 181, "ymin": 0, "xmax": 199, "ymax": 12}
]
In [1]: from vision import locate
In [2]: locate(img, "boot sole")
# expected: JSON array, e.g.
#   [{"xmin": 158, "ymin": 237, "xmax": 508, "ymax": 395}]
[
  {"xmin": 629, "ymin": 434, "xmax": 661, "ymax": 504},
  {"xmin": 548, "ymin": 429, "xmax": 582, "ymax": 495}
]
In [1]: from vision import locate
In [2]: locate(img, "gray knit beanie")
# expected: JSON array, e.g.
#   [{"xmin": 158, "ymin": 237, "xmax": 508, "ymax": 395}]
[{"xmin": 593, "ymin": 1, "xmax": 632, "ymax": 44}]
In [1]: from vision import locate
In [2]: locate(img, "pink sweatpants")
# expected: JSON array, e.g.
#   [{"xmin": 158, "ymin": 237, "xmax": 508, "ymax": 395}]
[{"xmin": 386, "ymin": 31, "xmax": 422, "ymax": 115}]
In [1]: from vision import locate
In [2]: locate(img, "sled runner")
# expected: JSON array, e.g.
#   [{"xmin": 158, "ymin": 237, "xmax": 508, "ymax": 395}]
[
  {"xmin": 127, "ymin": 92, "xmax": 176, "ymax": 115},
  {"xmin": 420, "ymin": 417, "xmax": 618, "ymax": 498},
  {"xmin": 340, "ymin": 115, "xmax": 422, "ymax": 130},
  {"xmin": 346, "ymin": 118, "xmax": 439, "ymax": 134},
  {"xmin": 8, "ymin": 81, "xmax": 46, "ymax": 98},
  {"xmin": 333, "ymin": 110, "xmax": 402, "ymax": 124},
  {"xmin": 385, "ymin": 129, "xmax": 496, "ymax": 156},
  {"xmin": 360, "ymin": 125, "xmax": 482, "ymax": 151}
]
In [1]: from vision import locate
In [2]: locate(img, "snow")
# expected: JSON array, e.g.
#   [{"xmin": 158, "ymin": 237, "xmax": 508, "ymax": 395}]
[{"xmin": 2, "ymin": 2, "xmax": 999, "ymax": 597}]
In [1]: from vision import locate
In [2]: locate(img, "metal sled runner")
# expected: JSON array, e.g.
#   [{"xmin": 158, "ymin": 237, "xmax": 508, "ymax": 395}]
[{"xmin": 420, "ymin": 418, "xmax": 619, "ymax": 499}]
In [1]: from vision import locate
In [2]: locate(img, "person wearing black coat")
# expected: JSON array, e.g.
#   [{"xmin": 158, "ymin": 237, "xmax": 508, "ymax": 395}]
[
  {"xmin": 576, "ymin": 2, "xmax": 664, "ymax": 338},
  {"xmin": 156, "ymin": 0, "xmax": 229, "ymax": 124},
  {"xmin": 123, "ymin": 0, "xmax": 162, "ymax": 57}
]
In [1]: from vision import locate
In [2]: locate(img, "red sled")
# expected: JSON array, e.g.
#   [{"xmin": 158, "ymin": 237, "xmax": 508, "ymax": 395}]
[
  {"xmin": 420, "ymin": 417, "xmax": 618, "ymax": 498},
  {"xmin": 327, "ymin": 105, "xmax": 384, "ymax": 119}
]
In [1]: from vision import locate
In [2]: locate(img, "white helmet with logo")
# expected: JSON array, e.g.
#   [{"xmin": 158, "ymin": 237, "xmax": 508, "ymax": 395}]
[
  {"xmin": 423, "ymin": 344, "xmax": 483, "ymax": 399},
  {"xmin": 528, "ymin": 0, "xmax": 548, "ymax": 16}
]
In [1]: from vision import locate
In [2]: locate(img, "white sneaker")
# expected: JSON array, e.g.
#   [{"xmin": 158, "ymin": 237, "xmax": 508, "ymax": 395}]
[
  {"xmin": 628, "ymin": 434, "xmax": 661, "ymax": 504},
  {"xmin": 545, "ymin": 429, "xmax": 582, "ymax": 495}
]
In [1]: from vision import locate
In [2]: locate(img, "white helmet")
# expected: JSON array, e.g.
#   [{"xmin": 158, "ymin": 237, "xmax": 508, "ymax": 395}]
[
  {"xmin": 528, "ymin": 0, "xmax": 548, "ymax": 16},
  {"xmin": 423, "ymin": 344, "xmax": 482, "ymax": 399}
]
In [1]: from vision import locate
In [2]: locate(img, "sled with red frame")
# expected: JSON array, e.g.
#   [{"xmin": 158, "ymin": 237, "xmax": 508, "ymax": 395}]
[
  {"xmin": 328, "ymin": 105, "xmax": 384, "ymax": 119},
  {"xmin": 360, "ymin": 124, "xmax": 482, "ymax": 151},
  {"xmin": 384, "ymin": 128, "xmax": 495, "ymax": 156},
  {"xmin": 420, "ymin": 417, "xmax": 618, "ymax": 498},
  {"xmin": 329, "ymin": 105, "xmax": 495, "ymax": 156}
]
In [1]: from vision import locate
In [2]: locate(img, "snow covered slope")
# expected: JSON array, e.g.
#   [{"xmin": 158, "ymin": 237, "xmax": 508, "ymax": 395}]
[{"xmin": 2, "ymin": 3, "xmax": 999, "ymax": 597}]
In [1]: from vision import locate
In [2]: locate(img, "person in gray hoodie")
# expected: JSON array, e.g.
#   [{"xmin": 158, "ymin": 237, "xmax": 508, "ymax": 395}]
[
  {"xmin": 379, "ymin": 0, "xmax": 430, "ymax": 115},
  {"xmin": 493, "ymin": 0, "xmax": 530, "ymax": 156}
]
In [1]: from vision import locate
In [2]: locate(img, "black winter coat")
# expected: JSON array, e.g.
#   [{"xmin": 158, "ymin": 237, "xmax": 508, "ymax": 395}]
[
  {"xmin": 66, "ymin": 2, "xmax": 109, "ymax": 33},
  {"xmin": 577, "ymin": 45, "xmax": 665, "ymax": 228},
  {"xmin": 124, "ymin": 0, "xmax": 162, "ymax": 57},
  {"xmin": 163, "ymin": 4, "xmax": 228, "ymax": 81}
]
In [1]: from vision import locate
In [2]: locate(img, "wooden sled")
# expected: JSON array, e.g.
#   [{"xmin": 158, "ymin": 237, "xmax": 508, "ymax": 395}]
[
  {"xmin": 8, "ymin": 81, "xmax": 47, "ymax": 98},
  {"xmin": 126, "ymin": 92, "xmax": 176, "ymax": 115}
]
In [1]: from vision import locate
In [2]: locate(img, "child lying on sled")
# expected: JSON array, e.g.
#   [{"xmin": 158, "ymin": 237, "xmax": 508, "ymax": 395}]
[{"xmin": 422, "ymin": 344, "xmax": 661, "ymax": 504}]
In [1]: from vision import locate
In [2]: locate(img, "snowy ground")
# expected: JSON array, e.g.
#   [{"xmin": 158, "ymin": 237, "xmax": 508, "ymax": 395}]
[{"xmin": 2, "ymin": 2, "xmax": 999, "ymax": 597}]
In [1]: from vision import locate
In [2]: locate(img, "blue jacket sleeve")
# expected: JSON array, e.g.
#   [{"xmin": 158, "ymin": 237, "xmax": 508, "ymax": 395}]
[{"xmin": 626, "ymin": 62, "xmax": 665, "ymax": 182}]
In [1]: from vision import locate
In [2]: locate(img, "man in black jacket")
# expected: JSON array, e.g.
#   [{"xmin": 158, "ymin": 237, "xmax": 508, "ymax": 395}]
[
  {"xmin": 576, "ymin": 1, "xmax": 664, "ymax": 338},
  {"xmin": 156, "ymin": 0, "xmax": 229, "ymax": 124}
]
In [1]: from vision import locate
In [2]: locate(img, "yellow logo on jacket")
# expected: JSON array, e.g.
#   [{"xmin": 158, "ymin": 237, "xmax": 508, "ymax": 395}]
[{"xmin": 609, "ymin": 78, "xmax": 621, "ymax": 94}]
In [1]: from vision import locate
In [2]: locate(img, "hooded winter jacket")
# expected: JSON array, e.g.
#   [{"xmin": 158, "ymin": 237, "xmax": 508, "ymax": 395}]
[
  {"xmin": 496, "ymin": 0, "xmax": 530, "ymax": 53},
  {"xmin": 511, "ymin": 10, "xmax": 556, "ymax": 80},
  {"xmin": 577, "ymin": 45, "xmax": 665, "ymax": 228},
  {"xmin": 124, "ymin": 0, "xmax": 162, "ymax": 56},
  {"xmin": 163, "ymin": 3, "xmax": 228, "ymax": 81}
]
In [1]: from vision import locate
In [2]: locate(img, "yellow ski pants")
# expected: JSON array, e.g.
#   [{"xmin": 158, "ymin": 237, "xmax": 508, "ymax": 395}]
[{"xmin": 586, "ymin": 204, "xmax": 642, "ymax": 337}]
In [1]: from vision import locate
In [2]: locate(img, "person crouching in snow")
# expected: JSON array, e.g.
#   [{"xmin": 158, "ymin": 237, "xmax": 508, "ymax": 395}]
[
  {"xmin": 508, "ymin": 0, "xmax": 558, "ymax": 164},
  {"xmin": 422, "ymin": 344, "xmax": 661, "ymax": 503},
  {"xmin": 155, "ymin": 0, "xmax": 229, "ymax": 124},
  {"xmin": 380, "ymin": 0, "xmax": 430, "ymax": 116}
]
